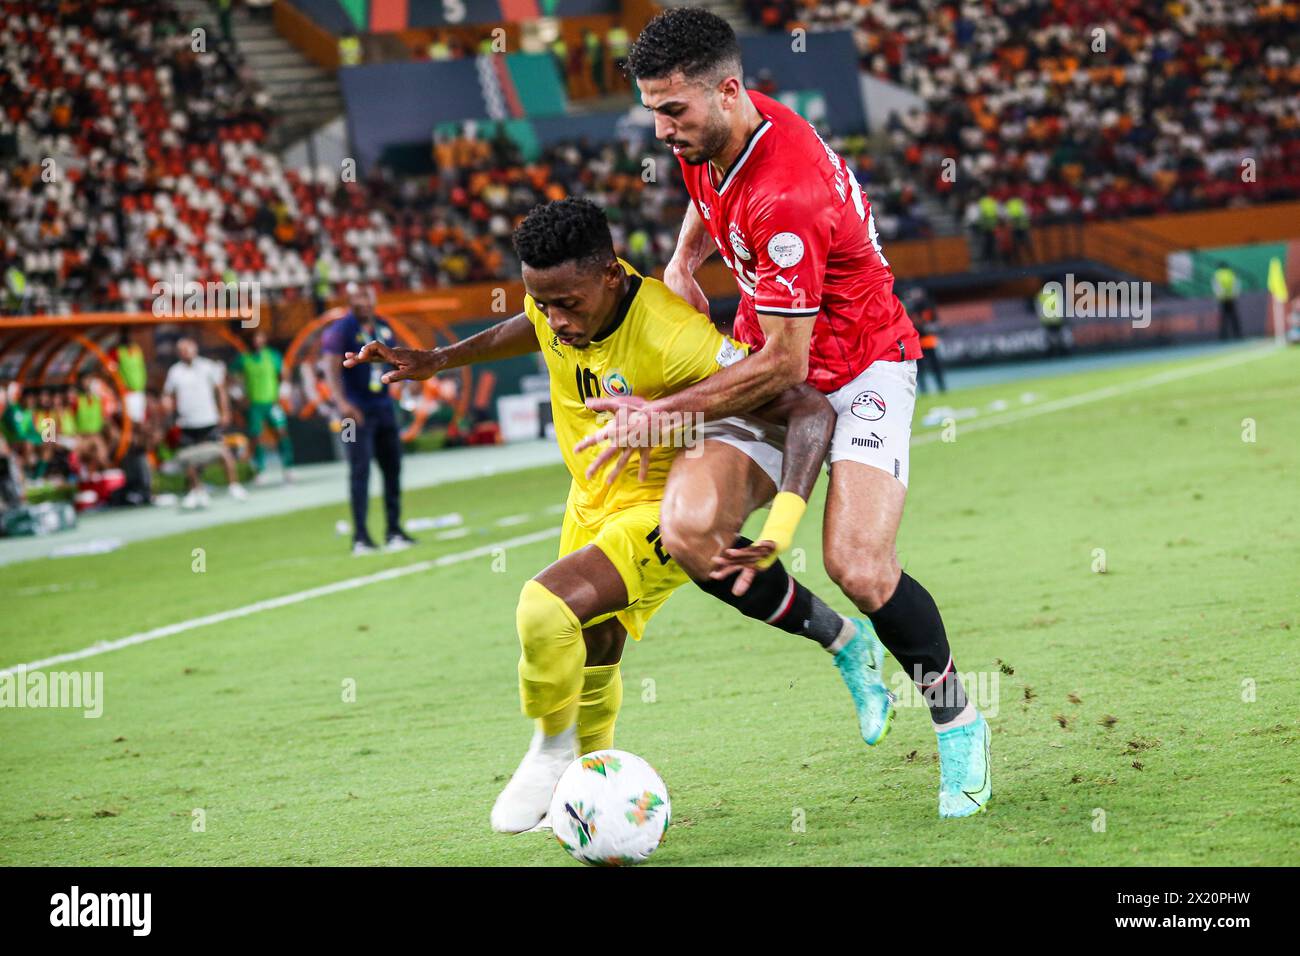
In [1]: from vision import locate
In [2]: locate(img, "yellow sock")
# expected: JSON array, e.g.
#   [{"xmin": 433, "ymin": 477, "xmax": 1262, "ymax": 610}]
[
  {"xmin": 539, "ymin": 698, "xmax": 579, "ymax": 736},
  {"xmin": 516, "ymin": 579, "xmax": 585, "ymax": 729},
  {"xmin": 577, "ymin": 663, "xmax": 623, "ymax": 754}
]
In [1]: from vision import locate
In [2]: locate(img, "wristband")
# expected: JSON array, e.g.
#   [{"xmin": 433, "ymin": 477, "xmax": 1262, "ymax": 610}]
[{"xmin": 755, "ymin": 491, "xmax": 807, "ymax": 568}]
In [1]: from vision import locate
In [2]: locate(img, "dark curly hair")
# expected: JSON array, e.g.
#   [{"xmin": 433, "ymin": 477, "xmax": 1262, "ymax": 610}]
[
  {"xmin": 511, "ymin": 198, "xmax": 615, "ymax": 271},
  {"xmin": 625, "ymin": 7, "xmax": 741, "ymax": 84}
]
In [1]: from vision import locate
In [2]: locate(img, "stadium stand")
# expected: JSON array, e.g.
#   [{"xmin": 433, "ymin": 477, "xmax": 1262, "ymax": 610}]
[
  {"xmin": 0, "ymin": 1, "xmax": 685, "ymax": 314},
  {"xmin": 745, "ymin": 0, "xmax": 1300, "ymax": 233},
  {"xmin": 1, "ymin": 0, "xmax": 1295, "ymax": 524}
]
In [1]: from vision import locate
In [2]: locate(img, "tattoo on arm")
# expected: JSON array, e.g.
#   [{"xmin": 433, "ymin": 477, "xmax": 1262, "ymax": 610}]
[{"xmin": 754, "ymin": 384, "xmax": 835, "ymax": 501}]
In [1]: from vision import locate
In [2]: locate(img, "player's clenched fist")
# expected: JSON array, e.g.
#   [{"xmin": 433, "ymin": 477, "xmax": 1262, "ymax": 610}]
[{"xmin": 342, "ymin": 341, "xmax": 447, "ymax": 383}]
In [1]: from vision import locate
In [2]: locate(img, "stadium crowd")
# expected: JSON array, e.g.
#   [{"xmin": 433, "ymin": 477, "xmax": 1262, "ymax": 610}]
[
  {"xmin": 0, "ymin": 0, "xmax": 685, "ymax": 314},
  {"xmin": 747, "ymin": 0, "xmax": 1300, "ymax": 232},
  {"xmin": 3, "ymin": 0, "xmax": 1296, "ymax": 314}
]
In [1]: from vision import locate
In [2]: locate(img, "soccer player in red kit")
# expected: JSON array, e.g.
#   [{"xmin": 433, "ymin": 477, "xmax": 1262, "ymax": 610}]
[{"xmin": 581, "ymin": 8, "xmax": 990, "ymax": 817}]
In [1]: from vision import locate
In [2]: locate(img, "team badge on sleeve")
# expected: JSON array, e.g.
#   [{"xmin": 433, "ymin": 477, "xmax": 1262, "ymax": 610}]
[{"xmin": 767, "ymin": 232, "xmax": 805, "ymax": 268}]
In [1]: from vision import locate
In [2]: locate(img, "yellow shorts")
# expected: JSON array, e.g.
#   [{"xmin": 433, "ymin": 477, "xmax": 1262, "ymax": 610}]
[{"xmin": 559, "ymin": 500, "xmax": 690, "ymax": 642}]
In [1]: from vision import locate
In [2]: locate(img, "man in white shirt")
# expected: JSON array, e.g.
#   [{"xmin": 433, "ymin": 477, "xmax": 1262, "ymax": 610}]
[{"xmin": 163, "ymin": 337, "xmax": 246, "ymax": 508}]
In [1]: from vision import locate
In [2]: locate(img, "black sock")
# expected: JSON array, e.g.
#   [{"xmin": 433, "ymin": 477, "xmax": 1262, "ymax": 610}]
[
  {"xmin": 694, "ymin": 537, "xmax": 846, "ymax": 648},
  {"xmin": 867, "ymin": 571, "xmax": 968, "ymax": 724}
]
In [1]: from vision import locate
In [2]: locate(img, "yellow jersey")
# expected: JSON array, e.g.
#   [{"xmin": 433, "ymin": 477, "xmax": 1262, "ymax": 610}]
[{"xmin": 526, "ymin": 258, "xmax": 748, "ymax": 528}]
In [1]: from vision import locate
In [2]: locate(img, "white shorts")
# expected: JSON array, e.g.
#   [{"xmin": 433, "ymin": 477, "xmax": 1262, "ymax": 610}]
[
  {"xmin": 124, "ymin": 391, "xmax": 146, "ymax": 424},
  {"xmin": 703, "ymin": 359, "xmax": 917, "ymax": 491}
]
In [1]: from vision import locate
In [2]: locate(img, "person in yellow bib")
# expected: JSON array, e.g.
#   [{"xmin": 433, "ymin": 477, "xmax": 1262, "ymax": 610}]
[
  {"xmin": 1212, "ymin": 262, "xmax": 1242, "ymax": 340},
  {"xmin": 344, "ymin": 199, "xmax": 885, "ymax": 834},
  {"xmin": 338, "ymin": 34, "xmax": 362, "ymax": 68}
]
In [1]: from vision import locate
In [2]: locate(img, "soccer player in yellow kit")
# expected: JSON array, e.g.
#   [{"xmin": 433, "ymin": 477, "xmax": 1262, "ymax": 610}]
[{"xmin": 345, "ymin": 199, "xmax": 850, "ymax": 833}]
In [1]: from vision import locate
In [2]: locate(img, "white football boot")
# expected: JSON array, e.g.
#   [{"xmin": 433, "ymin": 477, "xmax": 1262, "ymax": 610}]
[{"xmin": 490, "ymin": 726, "xmax": 576, "ymax": 834}]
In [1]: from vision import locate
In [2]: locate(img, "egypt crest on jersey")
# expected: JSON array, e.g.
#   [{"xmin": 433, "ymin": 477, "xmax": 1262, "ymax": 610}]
[{"xmin": 724, "ymin": 222, "xmax": 758, "ymax": 295}]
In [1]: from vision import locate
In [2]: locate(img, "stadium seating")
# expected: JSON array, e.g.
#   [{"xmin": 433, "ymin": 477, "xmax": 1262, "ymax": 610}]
[
  {"xmin": 745, "ymin": 0, "xmax": 1300, "ymax": 226},
  {"xmin": 6, "ymin": 0, "xmax": 1295, "ymax": 314},
  {"xmin": 0, "ymin": 0, "xmax": 683, "ymax": 314}
]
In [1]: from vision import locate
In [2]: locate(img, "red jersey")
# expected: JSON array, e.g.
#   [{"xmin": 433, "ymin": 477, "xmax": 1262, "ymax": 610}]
[{"xmin": 677, "ymin": 90, "xmax": 920, "ymax": 393}]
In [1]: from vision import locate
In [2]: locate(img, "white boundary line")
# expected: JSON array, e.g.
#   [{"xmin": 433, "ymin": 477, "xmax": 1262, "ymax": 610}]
[
  {"xmin": 912, "ymin": 344, "xmax": 1278, "ymax": 445},
  {"xmin": 4, "ymin": 344, "xmax": 1282, "ymax": 676},
  {"xmin": 3, "ymin": 528, "xmax": 561, "ymax": 676}
]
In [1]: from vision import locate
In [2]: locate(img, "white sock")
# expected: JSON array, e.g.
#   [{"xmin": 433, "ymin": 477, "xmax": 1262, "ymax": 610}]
[
  {"xmin": 934, "ymin": 702, "xmax": 978, "ymax": 732},
  {"xmin": 531, "ymin": 724, "xmax": 577, "ymax": 758},
  {"xmin": 825, "ymin": 617, "xmax": 855, "ymax": 655}
]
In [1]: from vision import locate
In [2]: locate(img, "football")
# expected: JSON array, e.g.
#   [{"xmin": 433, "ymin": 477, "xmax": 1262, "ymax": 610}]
[{"xmin": 549, "ymin": 750, "xmax": 671, "ymax": 866}]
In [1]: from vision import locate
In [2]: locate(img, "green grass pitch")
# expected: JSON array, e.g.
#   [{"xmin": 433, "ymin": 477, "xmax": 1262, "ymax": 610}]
[{"xmin": 3, "ymin": 344, "xmax": 1297, "ymax": 866}]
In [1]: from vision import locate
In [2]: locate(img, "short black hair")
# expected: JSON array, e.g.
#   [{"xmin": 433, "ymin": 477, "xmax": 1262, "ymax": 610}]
[
  {"xmin": 512, "ymin": 198, "xmax": 615, "ymax": 271},
  {"xmin": 626, "ymin": 7, "xmax": 741, "ymax": 84}
]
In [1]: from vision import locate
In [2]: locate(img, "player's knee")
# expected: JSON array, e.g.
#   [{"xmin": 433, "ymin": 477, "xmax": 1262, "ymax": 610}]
[
  {"xmin": 827, "ymin": 556, "xmax": 900, "ymax": 613},
  {"xmin": 658, "ymin": 512, "xmax": 722, "ymax": 578},
  {"xmin": 516, "ymin": 580, "xmax": 584, "ymax": 712},
  {"xmin": 660, "ymin": 492, "xmax": 730, "ymax": 577},
  {"xmin": 516, "ymin": 580, "xmax": 580, "ymax": 650}
]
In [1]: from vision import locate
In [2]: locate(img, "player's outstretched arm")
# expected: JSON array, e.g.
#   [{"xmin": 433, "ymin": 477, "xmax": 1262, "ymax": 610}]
[
  {"xmin": 709, "ymin": 383, "xmax": 834, "ymax": 583},
  {"xmin": 342, "ymin": 312, "xmax": 539, "ymax": 383},
  {"xmin": 647, "ymin": 310, "xmax": 814, "ymax": 422},
  {"xmin": 576, "ymin": 311, "xmax": 815, "ymax": 479}
]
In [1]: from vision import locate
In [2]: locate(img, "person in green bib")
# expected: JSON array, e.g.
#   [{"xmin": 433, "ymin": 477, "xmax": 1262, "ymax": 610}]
[
  {"xmin": 606, "ymin": 25, "xmax": 628, "ymax": 90},
  {"xmin": 584, "ymin": 28, "xmax": 605, "ymax": 94},
  {"xmin": 114, "ymin": 332, "xmax": 148, "ymax": 424},
  {"xmin": 73, "ymin": 373, "xmax": 109, "ymax": 473},
  {"xmin": 312, "ymin": 258, "xmax": 333, "ymax": 316},
  {"xmin": 58, "ymin": 386, "xmax": 80, "ymax": 446},
  {"xmin": 1, "ymin": 385, "xmax": 40, "ymax": 447},
  {"xmin": 232, "ymin": 328, "xmax": 296, "ymax": 482},
  {"xmin": 74, "ymin": 373, "xmax": 104, "ymax": 435}
]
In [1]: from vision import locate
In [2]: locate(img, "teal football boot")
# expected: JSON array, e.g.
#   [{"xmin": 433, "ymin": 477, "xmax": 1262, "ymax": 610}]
[
  {"xmin": 936, "ymin": 712, "xmax": 992, "ymax": 818},
  {"xmin": 832, "ymin": 620, "xmax": 896, "ymax": 746}
]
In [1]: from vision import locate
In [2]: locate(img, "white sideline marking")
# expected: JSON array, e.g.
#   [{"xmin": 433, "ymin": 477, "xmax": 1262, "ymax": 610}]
[
  {"xmin": 6, "ymin": 345, "xmax": 1279, "ymax": 676},
  {"xmin": 912, "ymin": 344, "xmax": 1277, "ymax": 445},
  {"xmin": 2, "ymin": 528, "xmax": 561, "ymax": 676}
]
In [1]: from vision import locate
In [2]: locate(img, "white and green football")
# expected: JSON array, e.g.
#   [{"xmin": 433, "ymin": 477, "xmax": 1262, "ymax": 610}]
[{"xmin": 549, "ymin": 749, "xmax": 671, "ymax": 866}]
